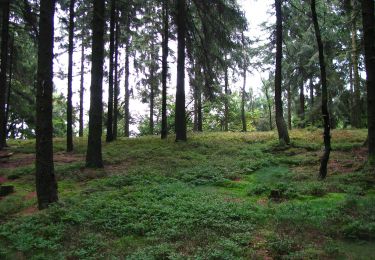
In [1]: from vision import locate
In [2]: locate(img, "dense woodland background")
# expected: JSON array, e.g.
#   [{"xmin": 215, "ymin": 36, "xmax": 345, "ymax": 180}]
[{"xmin": 0, "ymin": 0, "xmax": 375, "ymax": 258}]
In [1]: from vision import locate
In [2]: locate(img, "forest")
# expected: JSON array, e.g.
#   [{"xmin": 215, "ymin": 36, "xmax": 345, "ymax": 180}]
[{"xmin": 0, "ymin": 0, "xmax": 374, "ymax": 259}]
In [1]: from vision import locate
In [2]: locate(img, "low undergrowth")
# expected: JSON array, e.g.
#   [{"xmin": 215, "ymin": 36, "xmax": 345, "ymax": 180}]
[{"xmin": 0, "ymin": 129, "xmax": 373, "ymax": 259}]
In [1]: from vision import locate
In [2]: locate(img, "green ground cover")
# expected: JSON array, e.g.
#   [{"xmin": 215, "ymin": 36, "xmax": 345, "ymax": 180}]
[{"xmin": 0, "ymin": 129, "xmax": 374, "ymax": 259}]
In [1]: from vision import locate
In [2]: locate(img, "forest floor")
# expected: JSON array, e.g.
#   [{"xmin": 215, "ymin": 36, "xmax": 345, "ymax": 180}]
[{"xmin": 0, "ymin": 129, "xmax": 374, "ymax": 259}]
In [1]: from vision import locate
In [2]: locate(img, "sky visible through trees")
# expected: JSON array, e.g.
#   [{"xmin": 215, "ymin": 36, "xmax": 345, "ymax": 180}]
[{"xmin": 53, "ymin": 0, "xmax": 272, "ymax": 134}]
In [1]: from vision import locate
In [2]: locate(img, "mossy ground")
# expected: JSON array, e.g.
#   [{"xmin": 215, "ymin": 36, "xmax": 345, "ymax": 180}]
[{"xmin": 0, "ymin": 129, "xmax": 374, "ymax": 259}]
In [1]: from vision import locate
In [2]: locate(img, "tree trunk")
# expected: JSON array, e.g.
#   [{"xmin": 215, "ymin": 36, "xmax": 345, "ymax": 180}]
[
  {"xmin": 241, "ymin": 66, "xmax": 247, "ymax": 132},
  {"xmin": 161, "ymin": 0, "xmax": 169, "ymax": 139},
  {"xmin": 79, "ymin": 33, "xmax": 85, "ymax": 137},
  {"xmin": 351, "ymin": 0, "xmax": 362, "ymax": 128},
  {"xmin": 309, "ymin": 77, "xmax": 315, "ymax": 124},
  {"xmin": 193, "ymin": 63, "xmax": 203, "ymax": 132},
  {"xmin": 5, "ymin": 34, "xmax": 14, "ymax": 137},
  {"xmin": 106, "ymin": 0, "xmax": 116, "ymax": 142},
  {"xmin": 35, "ymin": 0, "xmax": 58, "ymax": 209},
  {"xmin": 311, "ymin": 0, "xmax": 331, "ymax": 179},
  {"xmin": 113, "ymin": 14, "xmax": 119, "ymax": 140},
  {"xmin": 224, "ymin": 65, "xmax": 229, "ymax": 132},
  {"xmin": 362, "ymin": 0, "xmax": 375, "ymax": 164},
  {"xmin": 299, "ymin": 80, "xmax": 305, "ymax": 128},
  {"xmin": 264, "ymin": 82, "xmax": 273, "ymax": 130},
  {"xmin": 124, "ymin": 28, "xmax": 130, "ymax": 138},
  {"xmin": 66, "ymin": 0, "xmax": 75, "ymax": 152},
  {"xmin": 0, "ymin": 0, "xmax": 10, "ymax": 149},
  {"xmin": 274, "ymin": 0, "xmax": 290, "ymax": 144},
  {"xmin": 287, "ymin": 84, "xmax": 292, "ymax": 130},
  {"xmin": 86, "ymin": 0, "xmax": 105, "ymax": 168},
  {"xmin": 149, "ymin": 41, "xmax": 157, "ymax": 135},
  {"xmin": 175, "ymin": 0, "xmax": 187, "ymax": 141}
]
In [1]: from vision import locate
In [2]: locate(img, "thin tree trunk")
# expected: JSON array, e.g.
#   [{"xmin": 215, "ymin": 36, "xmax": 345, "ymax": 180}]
[
  {"xmin": 35, "ymin": 0, "xmax": 58, "ymax": 209},
  {"xmin": 175, "ymin": 0, "xmax": 187, "ymax": 141},
  {"xmin": 5, "ymin": 34, "xmax": 14, "ymax": 137},
  {"xmin": 311, "ymin": 0, "xmax": 331, "ymax": 179},
  {"xmin": 264, "ymin": 82, "xmax": 273, "ymax": 130},
  {"xmin": 362, "ymin": 0, "xmax": 375, "ymax": 164},
  {"xmin": 299, "ymin": 80, "xmax": 305, "ymax": 128},
  {"xmin": 86, "ymin": 0, "xmax": 105, "ymax": 168},
  {"xmin": 224, "ymin": 65, "xmax": 229, "ymax": 132},
  {"xmin": 106, "ymin": 0, "xmax": 116, "ymax": 142},
  {"xmin": 124, "ymin": 30, "xmax": 130, "ymax": 137},
  {"xmin": 113, "ymin": 14, "xmax": 119, "ymax": 140},
  {"xmin": 193, "ymin": 63, "xmax": 203, "ymax": 132},
  {"xmin": 79, "ymin": 33, "xmax": 85, "ymax": 137},
  {"xmin": 310, "ymin": 78, "xmax": 315, "ymax": 125},
  {"xmin": 161, "ymin": 0, "xmax": 169, "ymax": 139},
  {"xmin": 149, "ymin": 61, "xmax": 155, "ymax": 135},
  {"xmin": 0, "ymin": 0, "xmax": 10, "ymax": 149},
  {"xmin": 241, "ymin": 66, "xmax": 247, "ymax": 132},
  {"xmin": 351, "ymin": 0, "xmax": 361, "ymax": 128},
  {"xmin": 66, "ymin": 0, "xmax": 75, "ymax": 152},
  {"xmin": 287, "ymin": 84, "xmax": 292, "ymax": 130},
  {"xmin": 274, "ymin": 0, "xmax": 290, "ymax": 144},
  {"xmin": 241, "ymin": 33, "xmax": 247, "ymax": 132}
]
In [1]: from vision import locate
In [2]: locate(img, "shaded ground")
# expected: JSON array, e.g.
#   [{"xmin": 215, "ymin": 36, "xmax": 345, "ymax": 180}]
[{"xmin": 0, "ymin": 129, "xmax": 374, "ymax": 259}]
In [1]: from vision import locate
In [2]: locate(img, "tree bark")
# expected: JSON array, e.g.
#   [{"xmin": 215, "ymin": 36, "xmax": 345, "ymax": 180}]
[
  {"xmin": 161, "ymin": 0, "xmax": 169, "ymax": 139},
  {"xmin": 311, "ymin": 0, "xmax": 331, "ymax": 179},
  {"xmin": 299, "ymin": 80, "xmax": 305, "ymax": 128},
  {"xmin": 309, "ymin": 78, "xmax": 315, "ymax": 125},
  {"xmin": 0, "ymin": 0, "xmax": 10, "ymax": 149},
  {"xmin": 224, "ymin": 65, "xmax": 229, "ymax": 131},
  {"xmin": 79, "ymin": 33, "xmax": 85, "ymax": 137},
  {"xmin": 106, "ymin": 0, "xmax": 116, "ymax": 142},
  {"xmin": 35, "ymin": 0, "xmax": 58, "ymax": 209},
  {"xmin": 113, "ymin": 14, "xmax": 119, "ymax": 140},
  {"xmin": 66, "ymin": 0, "xmax": 75, "ymax": 152},
  {"xmin": 175, "ymin": 0, "xmax": 187, "ymax": 141},
  {"xmin": 350, "ymin": 0, "xmax": 362, "ymax": 128},
  {"xmin": 86, "ymin": 0, "xmax": 105, "ymax": 168},
  {"xmin": 362, "ymin": 0, "xmax": 375, "ymax": 164},
  {"xmin": 274, "ymin": 0, "xmax": 290, "ymax": 144},
  {"xmin": 264, "ymin": 81, "xmax": 273, "ymax": 130},
  {"xmin": 4, "ymin": 34, "xmax": 14, "ymax": 137},
  {"xmin": 287, "ymin": 84, "xmax": 292, "ymax": 130},
  {"xmin": 241, "ymin": 66, "xmax": 247, "ymax": 132},
  {"xmin": 124, "ymin": 28, "xmax": 130, "ymax": 138}
]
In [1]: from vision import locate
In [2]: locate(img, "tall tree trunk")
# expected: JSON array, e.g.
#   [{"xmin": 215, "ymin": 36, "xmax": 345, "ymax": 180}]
[
  {"xmin": 79, "ymin": 33, "xmax": 85, "ymax": 137},
  {"xmin": 224, "ymin": 65, "xmax": 229, "ymax": 132},
  {"xmin": 66, "ymin": 0, "xmax": 75, "ymax": 152},
  {"xmin": 241, "ymin": 33, "xmax": 247, "ymax": 132},
  {"xmin": 311, "ymin": 0, "xmax": 331, "ymax": 179},
  {"xmin": 241, "ymin": 66, "xmax": 247, "ymax": 132},
  {"xmin": 351, "ymin": 0, "xmax": 362, "ymax": 128},
  {"xmin": 124, "ymin": 29, "xmax": 130, "ymax": 138},
  {"xmin": 5, "ymin": 34, "xmax": 14, "ymax": 137},
  {"xmin": 309, "ymin": 77, "xmax": 315, "ymax": 125},
  {"xmin": 113, "ymin": 14, "xmax": 119, "ymax": 140},
  {"xmin": 0, "ymin": 0, "xmax": 10, "ymax": 149},
  {"xmin": 175, "ymin": 0, "xmax": 187, "ymax": 141},
  {"xmin": 161, "ymin": 0, "xmax": 169, "ymax": 139},
  {"xmin": 35, "ymin": 0, "xmax": 58, "ymax": 209},
  {"xmin": 287, "ymin": 84, "xmax": 292, "ymax": 130},
  {"xmin": 86, "ymin": 0, "xmax": 105, "ymax": 168},
  {"xmin": 149, "ymin": 41, "xmax": 156, "ymax": 135},
  {"xmin": 193, "ymin": 63, "xmax": 203, "ymax": 132},
  {"xmin": 274, "ymin": 0, "xmax": 290, "ymax": 144},
  {"xmin": 106, "ymin": 0, "xmax": 115, "ymax": 142},
  {"xmin": 299, "ymin": 80, "xmax": 305, "ymax": 128},
  {"xmin": 362, "ymin": 0, "xmax": 375, "ymax": 164},
  {"xmin": 264, "ymin": 81, "xmax": 273, "ymax": 130}
]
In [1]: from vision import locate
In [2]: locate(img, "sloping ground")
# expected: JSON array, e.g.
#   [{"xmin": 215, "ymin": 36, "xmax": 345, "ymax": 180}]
[{"xmin": 0, "ymin": 129, "xmax": 374, "ymax": 259}]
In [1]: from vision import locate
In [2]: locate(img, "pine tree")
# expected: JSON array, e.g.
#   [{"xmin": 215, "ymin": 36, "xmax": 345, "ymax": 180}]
[
  {"xmin": 35, "ymin": 0, "xmax": 58, "ymax": 209},
  {"xmin": 86, "ymin": 0, "xmax": 105, "ymax": 168}
]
